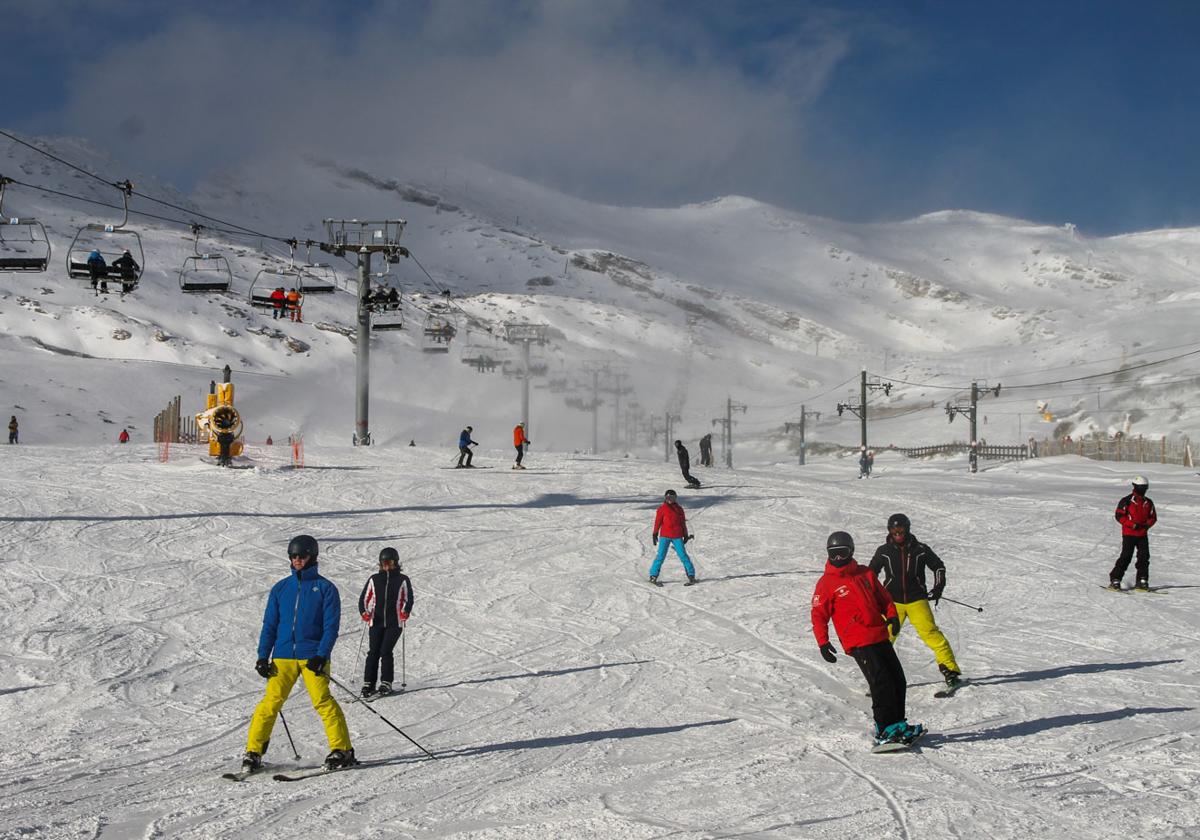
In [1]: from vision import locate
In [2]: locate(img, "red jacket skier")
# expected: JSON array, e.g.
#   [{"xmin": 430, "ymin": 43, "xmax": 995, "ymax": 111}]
[{"xmin": 1109, "ymin": 476, "xmax": 1157, "ymax": 590}]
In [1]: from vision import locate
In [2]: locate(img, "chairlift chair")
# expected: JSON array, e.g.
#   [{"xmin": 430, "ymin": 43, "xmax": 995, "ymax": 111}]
[
  {"xmin": 421, "ymin": 313, "xmax": 457, "ymax": 353},
  {"xmin": 65, "ymin": 180, "xmax": 144, "ymax": 291},
  {"xmin": 0, "ymin": 177, "xmax": 51, "ymax": 272},
  {"xmin": 179, "ymin": 224, "xmax": 232, "ymax": 293},
  {"xmin": 248, "ymin": 265, "xmax": 301, "ymax": 309},
  {"xmin": 297, "ymin": 240, "xmax": 336, "ymax": 294}
]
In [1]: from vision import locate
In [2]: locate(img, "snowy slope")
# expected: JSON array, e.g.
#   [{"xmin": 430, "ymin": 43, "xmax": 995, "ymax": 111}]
[
  {"xmin": 0, "ymin": 444, "xmax": 1196, "ymax": 839},
  {"xmin": 3, "ymin": 133, "xmax": 1200, "ymax": 456}
]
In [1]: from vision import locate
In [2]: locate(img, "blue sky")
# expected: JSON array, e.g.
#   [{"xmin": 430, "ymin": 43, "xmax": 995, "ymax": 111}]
[{"xmin": 4, "ymin": 0, "xmax": 1198, "ymax": 233}]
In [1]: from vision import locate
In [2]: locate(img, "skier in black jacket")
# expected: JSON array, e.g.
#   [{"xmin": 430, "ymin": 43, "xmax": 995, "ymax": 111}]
[
  {"xmin": 675, "ymin": 440, "xmax": 702, "ymax": 488},
  {"xmin": 868, "ymin": 513, "xmax": 962, "ymax": 690},
  {"xmin": 357, "ymin": 547, "xmax": 415, "ymax": 698}
]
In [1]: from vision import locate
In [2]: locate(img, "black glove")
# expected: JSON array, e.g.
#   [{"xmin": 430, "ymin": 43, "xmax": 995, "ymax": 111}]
[
  {"xmin": 305, "ymin": 656, "xmax": 327, "ymax": 675},
  {"xmin": 928, "ymin": 584, "xmax": 944, "ymax": 604},
  {"xmin": 684, "ymin": 534, "xmax": 694, "ymax": 543},
  {"xmin": 886, "ymin": 617, "xmax": 901, "ymax": 636},
  {"xmin": 652, "ymin": 535, "xmax": 658, "ymax": 546},
  {"xmin": 819, "ymin": 643, "xmax": 838, "ymax": 663},
  {"xmin": 255, "ymin": 658, "xmax": 273, "ymax": 679}
]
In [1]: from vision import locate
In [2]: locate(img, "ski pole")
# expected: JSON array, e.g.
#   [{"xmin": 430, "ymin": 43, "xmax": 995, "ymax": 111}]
[
  {"xmin": 355, "ymin": 620, "xmax": 367, "ymax": 673},
  {"xmin": 278, "ymin": 710, "xmax": 301, "ymax": 760},
  {"xmin": 329, "ymin": 674, "xmax": 437, "ymax": 760},
  {"xmin": 940, "ymin": 596, "xmax": 983, "ymax": 612},
  {"xmin": 401, "ymin": 621, "xmax": 407, "ymax": 689}
]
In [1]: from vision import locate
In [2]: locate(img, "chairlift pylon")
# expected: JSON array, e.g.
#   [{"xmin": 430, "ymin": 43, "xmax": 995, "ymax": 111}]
[
  {"xmin": 179, "ymin": 224, "xmax": 232, "ymax": 293},
  {"xmin": 0, "ymin": 176, "xmax": 51, "ymax": 272},
  {"xmin": 66, "ymin": 179, "xmax": 144, "ymax": 292}
]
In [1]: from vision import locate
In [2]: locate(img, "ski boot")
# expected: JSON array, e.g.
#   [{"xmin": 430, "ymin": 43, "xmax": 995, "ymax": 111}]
[
  {"xmin": 241, "ymin": 751, "xmax": 262, "ymax": 772},
  {"xmin": 648, "ymin": 575, "xmax": 662, "ymax": 587},
  {"xmin": 874, "ymin": 722, "xmax": 908, "ymax": 746},
  {"xmin": 377, "ymin": 681, "xmax": 392, "ymax": 696},
  {"xmin": 939, "ymin": 664, "xmax": 963, "ymax": 689},
  {"xmin": 324, "ymin": 748, "xmax": 357, "ymax": 771},
  {"xmin": 1108, "ymin": 577, "xmax": 1122, "ymax": 591},
  {"xmin": 684, "ymin": 575, "xmax": 698, "ymax": 586},
  {"xmin": 360, "ymin": 682, "xmax": 376, "ymax": 699},
  {"xmin": 900, "ymin": 722, "xmax": 925, "ymax": 745},
  {"xmin": 1134, "ymin": 578, "xmax": 1150, "ymax": 591}
]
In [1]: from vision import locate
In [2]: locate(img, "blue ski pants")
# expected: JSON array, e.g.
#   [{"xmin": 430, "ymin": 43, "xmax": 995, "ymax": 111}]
[{"xmin": 650, "ymin": 538, "xmax": 695, "ymax": 579}]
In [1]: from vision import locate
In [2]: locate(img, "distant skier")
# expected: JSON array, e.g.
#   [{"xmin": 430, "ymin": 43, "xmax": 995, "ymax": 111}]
[
  {"xmin": 456, "ymin": 425, "xmax": 478, "ymax": 468},
  {"xmin": 513, "ymin": 422, "xmax": 530, "ymax": 469},
  {"xmin": 118, "ymin": 428, "xmax": 130, "ymax": 444},
  {"xmin": 1109, "ymin": 476, "xmax": 1157, "ymax": 591},
  {"xmin": 86, "ymin": 249, "xmax": 108, "ymax": 294},
  {"xmin": 858, "ymin": 446, "xmax": 872, "ymax": 478},
  {"xmin": 812, "ymin": 531, "xmax": 922, "ymax": 748},
  {"xmin": 675, "ymin": 440, "xmax": 702, "ymax": 489},
  {"xmin": 269, "ymin": 286, "xmax": 286, "ymax": 320},
  {"xmin": 7, "ymin": 415, "xmax": 17, "ymax": 444},
  {"xmin": 358, "ymin": 547, "xmax": 414, "ymax": 698},
  {"xmin": 111, "ymin": 248, "xmax": 140, "ymax": 293},
  {"xmin": 868, "ymin": 513, "xmax": 962, "ymax": 693},
  {"xmin": 649, "ymin": 489, "xmax": 697, "ymax": 586},
  {"xmin": 698, "ymin": 433, "xmax": 713, "ymax": 467},
  {"xmin": 241, "ymin": 535, "xmax": 356, "ymax": 774},
  {"xmin": 265, "ymin": 435, "xmax": 273, "ymax": 446}
]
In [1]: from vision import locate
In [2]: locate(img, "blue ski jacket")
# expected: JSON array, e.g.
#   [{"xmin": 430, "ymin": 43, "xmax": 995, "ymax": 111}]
[
  {"xmin": 458, "ymin": 429, "xmax": 477, "ymax": 448},
  {"xmin": 257, "ymin": 561, "xmax": 341, "ymax": 661}
]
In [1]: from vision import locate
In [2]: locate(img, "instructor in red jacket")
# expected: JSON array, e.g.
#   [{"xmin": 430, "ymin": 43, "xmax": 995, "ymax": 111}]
[
  {"xmin": 811, "ymin": 531, "xmax": 922, "ymax": 746},
  {"xmin": 649, "ymin": 489, "xmax": 697, "ymax": 586},
  {"xmin": 1109, "ymin": 475, "xmax": 1157, "ymax": 591}
]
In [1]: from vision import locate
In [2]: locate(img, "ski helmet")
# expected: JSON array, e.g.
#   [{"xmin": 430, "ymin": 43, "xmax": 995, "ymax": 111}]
[
  {"xmin": 287, "ymin": 534, "xmax": 319, "ymax": 559},
  {"xmin": 675, "ymin": 440, "xmax": 682, "ymax": 447},
  {"xmin": 887, "ymin": 513, "xmax": 911, "ymax": 532},
  {"xmin": 379, "ymin": 546, "xmax": 400, "ymax": 567},
  {"xmin": 826, "ymin": 531, "xmax": 854, "ymax": 566},
  {"xmin": 664, "ymin": 489, "xmax": 677, "ymax": 500},
  {"xmin": 1131, "ymin": 475, "xmax": 1148, "ymax": 490}
]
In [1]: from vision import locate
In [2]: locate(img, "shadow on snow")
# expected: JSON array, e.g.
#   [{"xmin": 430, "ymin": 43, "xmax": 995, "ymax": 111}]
[{"xmin": 926, "ymin": 706, "xmax": 1192, "ymax": 745}]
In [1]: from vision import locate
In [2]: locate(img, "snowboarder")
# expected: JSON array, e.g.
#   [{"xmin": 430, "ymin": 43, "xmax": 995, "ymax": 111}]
[
  {"xmin": 675, "ymin": 440, "xmax": 702, "ymax": 489},
  {"xmin": 513, "ymin": 422, "xmax": 530, "ymax": 469},
  {"xmin": 111, "ymin": 248, "xmax": 140, "ymax": 293},
  {"xmin": 812, "ymin": 531, "xmax": 922, "ymax": 747},
  {"xmin": 7, "ymin": 415, "xmax": 17, "ymax": 444},
  {"xmin": 118, "ymin": 428, "xmax": 129, "ymax": 444},
  {"xmin": 242, "ymin": 535, "xmax": 356, "ymax": 773},
  {"xmin": 868, "ymin": 513, "xmax": 962, "ymax": 692},
  {"xmin": 1109, "ymin": 476, "xmax": 1157, "ymax": 591},
  {"xmin": 269, "ymin": 286, "xmax": 286, "ymax": 320},
  {"xmin": 358, "ymin": 547, "xmax": 414, "ymax": 698},
  {"xmin": 456, "ymin": 426, "xmax": 478, "ymax": 468},
  {"xmin": 698, "ymin": 433, "xmax": 713, "ymax": 467},
  {"xmin": 649, "ymin": 489, "xmax": 697, "ymax": 585},
  {"xmin": 86, "ymin": 249, "xmax": 108, "ymax": 294}
]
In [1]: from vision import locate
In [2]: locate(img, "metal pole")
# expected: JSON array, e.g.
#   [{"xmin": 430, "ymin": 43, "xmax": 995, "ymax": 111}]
[
  {"xmin": 860, "ymin": 369, "xmax": 868, "ymax": 451},
  {"xmin": 355, "ymin": 248, "xmax": 371, "ymax": 445},
  {"xmin": 521, "ymin": 340, "xmax": 531, "ymax": 434},
  {"xmin": 969, "ymin": 381, "xmax": 979, "ymax": 474},
  {"xmin": 799, "ymin": 404, "xmax": 806, "ymax": 466},
  {"xmin": 592, "ymin": 371, "xmax": 600, "ymax": 454},
  {"xmin": 612, "ymin": 374, "xmax": 622, "ymax": 449},
  {"xmin": 725, "ymin": 397, "xmax": 733, "ymax": 468},
  {"xmin": 664, "ymin": 412, "xmax": 671, "ymax": 463}
]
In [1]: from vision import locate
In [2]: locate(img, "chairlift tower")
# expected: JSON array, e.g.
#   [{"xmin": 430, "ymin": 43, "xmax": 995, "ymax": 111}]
[
  {"xmin": 320, "ymin": 219, "xmax": 408, "ymax": 446},
  {"xmin": 503, "ymin": 323, "xmax": 549, "ymax": 436}
]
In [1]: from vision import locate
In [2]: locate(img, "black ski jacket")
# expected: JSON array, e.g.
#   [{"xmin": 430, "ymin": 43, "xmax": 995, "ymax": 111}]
[
  {"xmin": 868, "ymin": 533, "xmax": 945, "ymax": 605},
  {"xmin": 676, "ymin": 444, "xmax": 691, "ymax": 472},
  {"xmin": 358, "ymin": 569, "xmax": 414, "ymax": 629}
]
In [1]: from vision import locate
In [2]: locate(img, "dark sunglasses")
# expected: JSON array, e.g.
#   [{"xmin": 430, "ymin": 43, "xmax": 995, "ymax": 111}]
[{"xmin": 289, "ymin": 553, "xmax": 311, "ymax": 559}]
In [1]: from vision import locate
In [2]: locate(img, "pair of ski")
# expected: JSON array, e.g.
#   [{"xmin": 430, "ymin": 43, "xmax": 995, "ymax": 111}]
[
  {"xmin": 647, "ymin": 579, "xmax": 698, "ymax": 587},
  {"xmin": 222, "ymin": 760, "xmax": 371, "ymax": 783},
  {"xmin": 1100, "ymin": 585, "xmax": 1168, "ymax": 595},
  {"xmin": 363, "ymin": 687, "xmax": 404, "ymax": 702}
]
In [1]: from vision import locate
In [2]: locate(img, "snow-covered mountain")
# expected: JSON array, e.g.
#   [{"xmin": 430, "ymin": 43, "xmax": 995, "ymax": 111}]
[{"xmin": 3, "ymin": 133, "xmax": 1198, "ymax": 452}]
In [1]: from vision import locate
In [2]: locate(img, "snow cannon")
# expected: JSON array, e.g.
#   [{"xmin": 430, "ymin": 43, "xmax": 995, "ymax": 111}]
[{"xmin": 196, "ymin": 374, "xmax": 244, "ymax": 459}]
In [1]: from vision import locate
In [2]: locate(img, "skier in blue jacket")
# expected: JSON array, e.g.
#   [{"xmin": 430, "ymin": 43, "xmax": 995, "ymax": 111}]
[
  {"xmin": 241, "ymin": 534, "xmax": 356, "ymax": 773},
  {"xmin": 456, "ymin": 425, "xmax": 478, "ymax": 468}
]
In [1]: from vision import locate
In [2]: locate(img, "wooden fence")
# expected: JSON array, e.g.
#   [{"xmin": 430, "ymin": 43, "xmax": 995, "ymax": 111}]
[
  {"xmin": 1034, "ymin": 435, "xmax": 1193, "ymax": 467},
  {"xmin": 891, "ymin": 442, "xmax": 1030, "ymax": 462}
]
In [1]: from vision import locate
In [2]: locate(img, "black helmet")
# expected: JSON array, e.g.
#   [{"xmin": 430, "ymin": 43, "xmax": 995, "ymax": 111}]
[
  {"xmin": 287, "ymin": 534, "xmax": 319, "ymax": 559},
  {"xmin": 675, "ymin": 439, "xmax": 682, "ymax": 447},
  {"xmin": 664, "ymin": 489, "xmax": 677, "ymax": 500},
  {"xmin": 826, "ymin": 531, "xmax": 854, "ymax": 566},
  {"xmin": 887, "ymin": 513, "xmax": 911, "ymax": 531},
  {"xmin": 379, "ymin": 547, "xmax": 400, "ymax": 566}
]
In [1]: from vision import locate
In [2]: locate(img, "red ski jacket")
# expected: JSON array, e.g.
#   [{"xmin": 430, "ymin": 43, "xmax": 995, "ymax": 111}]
[
  {"xmin": 811, "ymin": 559, "xmax": 897, "ymax": 654},
  {"xmin": 653, "ymin": 502, "xmax": 688, "ymax": 540},
  {"xmin": 1115, "ymin": 492, "xmax": 1156, "ymax": 537}
]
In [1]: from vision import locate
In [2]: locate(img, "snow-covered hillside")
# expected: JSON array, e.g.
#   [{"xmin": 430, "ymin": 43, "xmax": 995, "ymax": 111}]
[
  {"xmin": 3, "ymin": 132, "xmax": 1200, "ymax": 453},
  {"xmin": 0, "ymin": 443, "xmax": 1196, "ymax": 839}
]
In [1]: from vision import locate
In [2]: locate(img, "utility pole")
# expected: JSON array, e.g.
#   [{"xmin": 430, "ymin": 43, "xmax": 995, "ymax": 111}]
[
  {"xmin": 320, "ymin": 219, "xmax": 408, "ymax": 446},
  {"xmin": 784, "ymin": 405, "xmax": 821, "ymax": 466},
  {"xmin": 503, "ymin": 323, "xmax": 548, "ymax": 437},
  {"xmin": 713, "ymin": 397, "xmax": 748, "ymax": 468},
  {"xmin": 664, "ymin": 411, "xmax": 681, "ymax": 462},
  {"xmin": 836, "ymin": 369, "xmax": 891, "ymax": 452},
  {"xmin": 946, "ymin": 380, "xmax": 1001, "ymax": 473}
]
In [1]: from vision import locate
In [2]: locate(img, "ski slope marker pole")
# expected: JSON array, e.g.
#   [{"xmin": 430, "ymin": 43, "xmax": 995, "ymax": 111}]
[
  {"xmin": 278, "ymin": 710, "xmax": 301, "ymax": 760},
  {"xmin": 329, "ymin": 674, "xmax": 436, "ymax": 760},
  {"xmin": 941, "ymin": 596, "xmax": 983, "ymax": 612},
  {"xmin": 401, "ymin": 621, "xmax": 407, "ymax": 689}
]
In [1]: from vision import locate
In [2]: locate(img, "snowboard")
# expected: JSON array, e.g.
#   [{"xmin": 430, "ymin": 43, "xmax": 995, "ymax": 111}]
[{"xmin": 871, "ymin": 729, "xmax": 925, "ymax": 754}]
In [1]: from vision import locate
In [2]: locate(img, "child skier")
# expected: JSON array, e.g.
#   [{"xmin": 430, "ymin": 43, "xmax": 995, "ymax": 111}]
[
  {"xmin": 811, "ymin": 531, "xmax": 923, "ymax": 748},
  {"xmin": 1109, "ymin": 476, "xmax": 1157, "ymax": 590},
  {"xmin": 649, "ymin": 489, "xmax": 697, "ymax": 586},
  {"xmin": 358, "ymin": 547, "xmax": 414, "ymax": 698}
]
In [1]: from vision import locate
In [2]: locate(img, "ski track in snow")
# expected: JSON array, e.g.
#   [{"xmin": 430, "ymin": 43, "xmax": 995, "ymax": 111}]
[{"xmin": 0, "ymin": 445, "xmax": 1196, "ymax": 839}]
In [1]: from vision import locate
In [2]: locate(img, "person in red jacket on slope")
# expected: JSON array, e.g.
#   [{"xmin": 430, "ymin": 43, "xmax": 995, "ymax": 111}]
[
  {"xmin": 1109, "ymin": 475, "xmax": 1158, "ymax": 591},
  {"xmin": 649, "ymin": 489, "xmax": 697, "ymax": 586},
  {"xmin": 811, "ymin": 531, "xmax": 923, "ymax": 746}
]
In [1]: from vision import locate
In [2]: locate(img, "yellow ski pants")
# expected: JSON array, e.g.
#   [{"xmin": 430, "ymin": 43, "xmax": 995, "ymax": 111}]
[
  {"xmin": 246, "ymin": 658, "xmax": 351, "ymax": 754},
  {"xmin": 891, "ymin": 600, "xmax": 960, "ymax": 673}
]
